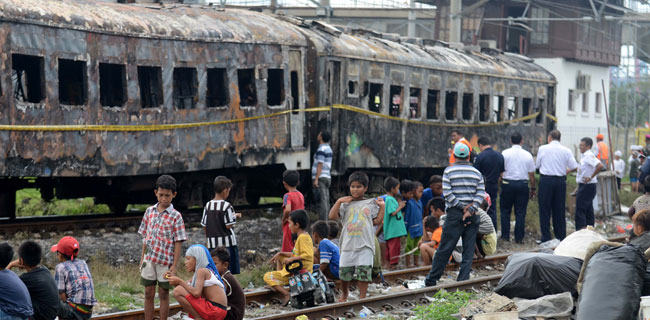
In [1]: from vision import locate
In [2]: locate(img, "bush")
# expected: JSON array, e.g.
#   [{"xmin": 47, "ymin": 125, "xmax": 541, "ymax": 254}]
[{"xmin": 413, "ymin": 290, "xmax": 475, "ymax": 320}]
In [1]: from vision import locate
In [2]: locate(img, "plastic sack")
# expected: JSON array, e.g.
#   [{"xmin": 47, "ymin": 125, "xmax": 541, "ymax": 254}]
[
  {"xmin": 513, "ymin": 292, "xmax": 573, "ymax": 319},
  {"xmin": 494, "ymin": 253, "xmax": 582, "ymax": 299},
  {"xmin": 576, "ymin": 245, "xmax": 646, "ymax": 320},
  {"xmin": 554, "ymin": 228, "xmax": 606, "ymax": 261}
]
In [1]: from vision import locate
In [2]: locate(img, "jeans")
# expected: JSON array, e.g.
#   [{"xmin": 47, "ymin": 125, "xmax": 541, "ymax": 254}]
[
  {"xmin": 0, "ymin": 309, "xmax": 27, "ymax": 320},
  {"xmin": 500, "ymin": 180, "xmax": 529, "ymax": 242},
  {"xmin": 316, "ymin": 177, "xmax": 331, "ymax": 221},
  {"xmin": 485, "ymin": 183, "xmax": 498, "ymax": 231},
  {"xmin": 425, "ymin": 207, "xmax": 479, "ymax": 286},
  {"xmin": 575, "ymin": 183, "xmax": 597, "ymax": 230},
  {"xmin": 538, "ymin": 175, "xmax": 567, "ymax": 242}
]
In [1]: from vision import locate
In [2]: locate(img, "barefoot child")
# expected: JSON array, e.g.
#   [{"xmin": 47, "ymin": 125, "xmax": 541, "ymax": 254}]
[
  {"xmin": 263, "ymin": 210, "xmax": 313, "ymax": 306},
  {"xmin": 201, "ymin": 176, "xmax": 240, "ymax": 274},
  {"xmin": 280, "ymin": 170, "xmax": 305, "ymax": 267},
  {"xmin": 384, "ymin": 178, "xmax": 407, "ymax": 270},
  {"xmin": 418, "ymin": 216, "xmax": 442, "ymax": 264},
  {"xmin": 329, "ymin": 171, "xmax": 385, "ymax": 301},
  {"xmin": 211, "ymin": 247, "xmax": 245, "ymax": 320},
  {"xmin": 168, "ymin": 244, "xmax": 228, "ymax": 320},
  {"xmin": 312, "ymin": 221, "xmax": 340, "ymax": 281}
]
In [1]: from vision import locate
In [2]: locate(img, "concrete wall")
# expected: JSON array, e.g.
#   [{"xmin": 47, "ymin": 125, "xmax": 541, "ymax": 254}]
[{"xmin": 534, "ymin": 57, "xmax": 610, "ymax": 156}]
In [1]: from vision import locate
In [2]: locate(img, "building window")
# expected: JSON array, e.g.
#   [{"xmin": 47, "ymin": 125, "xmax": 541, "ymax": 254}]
[
  {"xmin": 568, "ymin": 90, "xmax": 575, "ymax": 112},
  {"xmin": 462, "ymin": 93, "xmax": 473, "ymax": 120},
  {"xmin": 445, "ymin": 91, "xmax": 458, "ymax": 121},
  {"xmin": 138, "ymin": 66, "xmax": 163, "ymax": 108},
  {"xmin": 389, "ymin": 85, "xmax": 403, "ymax": 117},
  {"xmin": 409, "ymin": 88, "xmax": 421, "ymax": 119},
  {"xmin": 493, "ymin": 95, "xmax": 504, "ymax": 122},
  {"xmin": 58, "ymin": 59, "xmax": 87, "ymax": 106},
  {"xmin": 530, "ymin": 7, "xmax": 550, "ymax": 45},
  {"xmin": 582, "ymin": 92, "xmax": 588, "ymax": 113},
  {"xmin": 368, "ymin": 83, "xmax": 383, "ymax": 112},
  {"xmin": 595, "ymin": 92, "xmax": 602, "ymax": 113},
  {"xmin": 348, "ymin": 81, "xmax": 359, "ymax": 96},
  {"xmin": 238, "ymin": 69, "xmax": 257, "ymax": 107},
  {"xmin": 207, "ymin": 68, "xmax": 229, "ymax": 108},
  {"xmin": 522, "ymin": 98, "xmax": 532, "ymax": 123},
  {"xmin": 426, "ymin": 89, "xmax": 440, "ymax": 120},
  {"xmin": 173, "ymin": 67, "xmax": 198, "ymax": 109},
  {"xmin": 479, "ymin": 94, "xmax": 490, "ymax": 122},
  {"xmin": 12, "ymin": 54, "xmax": 44, "ymax": 103},
  {"xmin": 267, "ymin": 69, "xmax": 284, "ymax": 106},
  {"xmin": 507, "ymin": 97, "xmax": 518, "ymax": 120},
  {"xmin": 99, "ymin": 63, "xmax": 127, "ymax": 107}
]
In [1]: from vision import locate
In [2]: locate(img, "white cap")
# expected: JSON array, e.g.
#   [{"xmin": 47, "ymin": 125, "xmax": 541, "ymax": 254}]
[{"xmin": 615, "ymin": 150, "xmax": 622, "ymax": 157}]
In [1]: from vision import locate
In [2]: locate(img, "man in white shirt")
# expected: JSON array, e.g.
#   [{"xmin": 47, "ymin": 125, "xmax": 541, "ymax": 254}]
[
  {"xmin": 575, "ymin": 137, "xmax": 604, "ymax": 230},
  {"xmin": 535, "ymin": 130, "xmax": 578, "ymax": 242},
  {"xmin": 500, "ymin": 132, "xmax": 536, "ymax": 243},
  {"xmin": 613, "ymin": 150, "xmax": 625, "ymax": 190}
]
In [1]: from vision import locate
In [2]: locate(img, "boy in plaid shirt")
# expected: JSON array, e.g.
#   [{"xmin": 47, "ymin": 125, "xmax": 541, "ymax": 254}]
[
  {"xmin": 51, "ymin": 236, "xmax": 96, "ymax": 319},
  {"xmin": 138, "ymin": 175, "xmax": 187, "ymax": 320}
]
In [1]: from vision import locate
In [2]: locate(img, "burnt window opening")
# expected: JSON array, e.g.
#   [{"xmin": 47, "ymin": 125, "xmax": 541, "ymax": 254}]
[
  {"xmin": 493, "ymin": 96, "xmax": 504, "ymax": 122},
  {"xmin": 426, "ymin": 90, "xmax": 440, "ymax": 120},
  {"xmin": 478, "ymin": 94, "xmax": 490, "ymax": 122},
  {"xmin": 173, "ymin": 67, "xmax": 198, "ymax": 109},
  {"xmin": 348, "ymin": 81, "xmax": 359, "ymax": 96},
  {"xmin": 409, "ymin": 88, "xmax": 421, "ymax": 119},
  {"xmin": 507, "ymin": 97, "xmax": 518, "ymax": 120},
  {"xmin": 99, "ymin": 63, "xmax": 126, "ymax": 107},
  {"xmin": 138, "ymin": 66, "xmax": 163, "ymax": 108},
  {"xmin": 58, "ymin": 59, "xmax": 87, "ymax": 106},
  {"xmin": 362, "ymin": 81, "xmax": 369, "ymax": 97},
  {"xmin": 207, "ymin": 68, "xmax": 229, "ymax": 108},
  {"xmin": 522, "ymin": 97, "xmax": 532, "ymax": 123},
  {"xmin": 445, "ymin": 91, "xmax": 458, "ymax": 121},
  {"xmin": 368, "ymin": 83, "xmax": 383, "ymax": 112},
  {"xmin": 290, "ymin": 71, "xmax": 300, "ymax": 114},
  {"xmin": 12, "ymin": 54, "xmax": 44, "ymax": 103},
  {"xmin": 389, "ymin": 85, "xmax": 403, "ymax": 117},
  {"xmin": 536, "ymin": 99, "xmax": 545, "ymax": 124},
  {"xmin": 238, "ymin": 69, "xmax": 257, "ymax": 107},
  {"xmin": 462, "ymin": 93, "xmax": 473, "ymax": 120},
  {"xmin": 267, "ymin": 69, "xmax": 284, "ymax": 106}
]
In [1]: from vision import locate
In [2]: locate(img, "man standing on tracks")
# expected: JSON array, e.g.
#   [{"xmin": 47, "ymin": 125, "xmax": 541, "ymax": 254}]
[
  {"xmin": 536, "ymin": 130, "xmax": 578, "ymax": 242},
  {"xmin": 312, "ymin": 130, "xmax": 333, "ymax": 221},
  {"xmin": 595, "ymin": 133, "xmax": 609, "ymax": 168},
  {"xmin": 425, "ymin": 142, "xmax": 485, "ymax": 287},
  {"xmin": 473, "ymin": 136, "xmax": 503, "ymax": 231}
]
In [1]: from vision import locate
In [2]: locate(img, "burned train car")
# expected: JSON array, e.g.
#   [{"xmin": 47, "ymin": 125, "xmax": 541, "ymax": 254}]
[{"xmin": 0, "ymin": 0, "xmax": 555, "ymax": 216}]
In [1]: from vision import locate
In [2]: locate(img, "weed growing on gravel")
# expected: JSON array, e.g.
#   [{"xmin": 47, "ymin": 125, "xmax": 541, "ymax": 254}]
[
  {"xmin": 236, "ymin": 264, "xmax": 273, "ymax": 288},
  {"xmin": 413, "ymin": 290, "xmax": 475, "ymax": 320}
]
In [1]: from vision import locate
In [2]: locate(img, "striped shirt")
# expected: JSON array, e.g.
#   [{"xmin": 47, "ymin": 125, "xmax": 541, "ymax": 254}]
[
  {"xmin": 311, "ymin": 143, "xmax": 333, "ymax": 179},
  {"xmin": 201, "ymin": 200, "xmax": 238, "ymax": 248},
  {"xmin": 442, "ymin": 161, "xmax": 486, "ymax": 213},
  {"xmin": 54, "ymin": 259, "xmax": 97, "ymax": 306}
]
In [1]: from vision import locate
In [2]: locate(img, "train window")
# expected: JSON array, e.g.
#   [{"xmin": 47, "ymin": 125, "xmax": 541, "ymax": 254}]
[
  {"xmin": 99, "ymin": 63, "xmax": 126, "ymax": 107},
  {"xmin": 362, "ymin": 81, "xmax": 369, "ymax": 97},
  {"xmin": 426, "ymin": 90, "xmax": 439, "ymax": 120},
  {"xmin": 12, "ymin": 54, "xmax": 44, "ymax": 103},
  {"xmin": 238, "ymin": 69, "xmax": 257, "ymax": 107},
  {"xmin": 207, "ymin": 68, "xmax": 229, "ymax": 108},
  {"xmin": 507, "ymin": 97, "xmax": 518, "ymax": 120},
  {"xmin": 368, "ymin": 83, "xmax": 383, "ymax": 112},
  {"xmin": 173, "ymin": 67, "xmax": 198, "ymax": 109},
  {"xmin": 267, "ymin": 69, "xmax": 284, "ymax": 106},
  {"xmin": 479, "ymin": 94, "xmax": 489, "ymax": 122},
  {"xmin": 290, "ymin": 71, "xmax": 299, "ymax": 113},
  {"xmin": 521, "ymin": 98, "xmax": 529, "ymax": 121},
  {"xmin": 138, "ymin": 66, "xmax": 163, "ymax": 108},
  {"xmin": 389, "ymin": 85, "xmax": 402, "ymax": 117},
  {"xmin": 348, "ymin": 81, "xmax": 359, "ymax": 96},
  {"xmin": 445, "ymin": 91, "xmax": 457, "ymax": 121},
  {"xmin": 462, "ymin": 93, "xmax": 473, "ymax": 120},
  {"xmin": 58, "ymin": 59, "xmax": 87, "ymax": 106},
  {"xmin": 493, "ymin": 96, "xmax": 504, "ymax": 122},
  {"xmin": 409, "ymin": 88, "xmax": 421, "ymax": 119},
  {"xmin": 536, "ymin": 99, "xmax": 544, "ymax": 124}
]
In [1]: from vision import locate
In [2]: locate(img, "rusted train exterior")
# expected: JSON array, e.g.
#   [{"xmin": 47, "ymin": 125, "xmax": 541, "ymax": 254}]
[{"xmin": 0, "ymin": 0, "xmax": 556, "ymax": 216}]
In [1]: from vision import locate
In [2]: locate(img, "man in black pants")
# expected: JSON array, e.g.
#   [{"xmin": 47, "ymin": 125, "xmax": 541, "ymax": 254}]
[
  {"xmin": 474, "ymin": 136, "xmax": 504, "ymax": 231},
  {"xmin": 535, "ymin": 130, "xmax": 578, "ymax": 242},
  {"xmin": 500, "ymin": 132, "xmax": 536, "ymax": 243},
  {"xmin": 575, "ymin": 137, "xmax": 603, "ymax": 230}
]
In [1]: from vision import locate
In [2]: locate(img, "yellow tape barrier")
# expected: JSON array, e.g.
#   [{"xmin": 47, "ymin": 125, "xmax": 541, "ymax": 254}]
[
  {"xmin": 0, "ymin": 104, "xmax": 541, "ymax": 132},
  {"xmin": 545, "ymin": 113, "xmax": 558, "ymax": 122}
]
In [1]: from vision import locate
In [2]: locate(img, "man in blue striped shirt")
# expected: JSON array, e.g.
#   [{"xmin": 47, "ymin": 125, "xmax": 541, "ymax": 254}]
[{"xmin": 425, "ymin": 142, "xmax": 485, "ymax": 286}]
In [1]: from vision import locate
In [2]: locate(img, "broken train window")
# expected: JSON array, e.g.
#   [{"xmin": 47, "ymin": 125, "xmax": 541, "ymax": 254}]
[
  {"xmin": 12, "ymin": 54, "xmax": 44, "ymax": 103},
  {"xmin": 267, "ymin": 68, "xmax": 284, "ymax": 106},
  {"xmin": 207, "ymin": 68, "xmax": 229, "ymax": 108},
  {"xmin": 99, "ymin": 63, "xmax": 127, "ymax": 107},
  {"xmin": 409, "ymin": 88, "xmax": 421, "ymax": 119},
  {"xmin": 138, "ymin": 66, "xmax": 163, "ymax": 108},
  {"xmin": 368, "ymin": 83, "xmax": 383, "ymax": 112},
  {"xmin": 462, "ymin": 93, "xmax": 473, "ymax": 120},
  {"xmin": 445, "ymin": 91, "xmax": 458, "ymax": 121},
  {"xmin": 58, "ymin": 59, "xmax": 87, "ymax": 106},
  {"xmin": 426, "ymin": 89, "xmax": 439, "ymax": 120},
  {"xmin": 238, "ymin": 69, "xmax": 257, "ymax": 107},
  {"xmin": 173, "ymin": 67, "xmax": 198, "ymax": 109}
]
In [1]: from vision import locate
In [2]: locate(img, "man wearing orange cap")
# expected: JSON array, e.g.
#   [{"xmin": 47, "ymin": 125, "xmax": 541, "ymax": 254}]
[
  {"xmin": 51, "ymin": 236, "xmax": 96, "ymax": 319},
  {"xmin": 595, "ymin": 133, "xmax": 609, "ymax": 167}
]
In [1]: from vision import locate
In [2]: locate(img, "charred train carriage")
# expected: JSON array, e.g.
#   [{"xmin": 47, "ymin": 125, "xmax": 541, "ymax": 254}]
[{"xmin": 0, "ymin": 0, "xmax": 556, "ymax": 216}]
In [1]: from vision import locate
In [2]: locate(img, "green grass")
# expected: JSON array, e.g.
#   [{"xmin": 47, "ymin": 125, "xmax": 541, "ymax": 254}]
[
  {"xmin": 259, "ymin": 197, "xmax": 283, "ymax": 205},
  {"xmin": 16, "ymin": 188, "xmax": 111, "ymax": 217},
  {"xmin": 413, "ymin": 290, "xmax": 475, "ymax": 320},
  {"xmin": 235, "ymin": 264, "xmax": 273, "ymax": 288}
]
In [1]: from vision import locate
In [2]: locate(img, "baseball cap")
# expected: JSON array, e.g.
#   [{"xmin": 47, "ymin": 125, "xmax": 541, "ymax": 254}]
[
  {"xmin": 453, "ymin": 142, "xmax": 470, "ymax": 158},
  {"xmin": 596, "ymin": 133, "xmax": 604, "ymax": 140},
  {"xmin": 51, "ymin": 236, "xmax": 79, "ymax": 259}
]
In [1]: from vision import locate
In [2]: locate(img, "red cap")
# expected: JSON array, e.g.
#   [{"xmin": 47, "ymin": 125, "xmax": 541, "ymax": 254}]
[
  {"xmin": 51, "ymin": 236, "xmax": 79, "ymax": 259},
  {"xmin": 596, "ymin": 133, "xmax": 604, "ymax": 140}
]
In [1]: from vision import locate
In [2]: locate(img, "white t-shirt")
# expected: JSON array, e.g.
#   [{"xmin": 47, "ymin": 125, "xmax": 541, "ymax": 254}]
[
  {"xmin": 536, "ymin": 141, "xmax": 578, "ymax": 176},
  {"xmin": 577, "ymin": 150, "xmax": 601, "ymax": 184},
  {"xmin": 502, "ymin": 145, "xmax": 535, "ymax": 180},
  {"xmin": 614, "ymin": 158, "xmax": 626, "ymax": 179}
]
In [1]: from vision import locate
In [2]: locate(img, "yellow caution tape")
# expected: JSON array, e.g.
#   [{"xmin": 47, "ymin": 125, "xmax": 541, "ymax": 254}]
[
  {"xmin": 0, "ymin": 104, "xmax": 542, "ymax": 131},
  {"xmin": 545, "ymin": 113, "xmax": 558, "ymax": 122}
]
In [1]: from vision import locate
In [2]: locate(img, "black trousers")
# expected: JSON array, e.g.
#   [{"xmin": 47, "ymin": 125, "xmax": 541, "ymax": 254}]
[
  {"xmin": 538, "ymin": 175, "xmax": 567, "ymax": 242},
  {"xmin": 485, "ymin": 183, "xmax": 498, "ymax": 231},
  {"xmin": 575, "ymin": 183, "xmax": 597, "ymax": 230},
  {"xmin": 500, "ymin": 179, "xmax": 529, "ymax": 242}
]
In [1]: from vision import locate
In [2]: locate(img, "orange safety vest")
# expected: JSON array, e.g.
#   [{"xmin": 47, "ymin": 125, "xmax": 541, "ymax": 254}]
[
  {"xmin": 449, "ymin": 138, "xmax": 473, "ymax": 164},
  {"xmin": 597, "ymin": 141, "xmax": 609, "ymax": 165}
]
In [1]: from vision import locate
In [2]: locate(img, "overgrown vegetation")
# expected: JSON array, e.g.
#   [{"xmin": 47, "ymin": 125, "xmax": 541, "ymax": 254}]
[
  {"xmin": 413, "ymin": 290, "xmax": 475, "ymax": 320},
  {"xmin": 16, "ymin": 188, "xmax": 111, "ymax": 217}
]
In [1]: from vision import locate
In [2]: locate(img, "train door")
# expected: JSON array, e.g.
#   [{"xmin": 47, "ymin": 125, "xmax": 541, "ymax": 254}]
[{"xmin": 289, "ymin": 50, "xmax": 304, "ymax": 148}]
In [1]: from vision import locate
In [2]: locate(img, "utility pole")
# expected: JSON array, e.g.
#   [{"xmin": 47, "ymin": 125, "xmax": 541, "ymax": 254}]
[
  {"xmin": 321, "ymin": 0, "xmax": 331, "ymax": 22},
  {"xmin": 408, "ymin": 0, "xmax": 416, "ymax": 37},
  {"xmin": 450, "ymin": 0, "xmax": 461, "ymax": 42}
]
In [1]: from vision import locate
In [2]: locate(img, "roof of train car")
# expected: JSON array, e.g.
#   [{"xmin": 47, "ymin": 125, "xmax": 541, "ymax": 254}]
[{"xmin": 0, "ymin": 0, "xmax": 307, "ymax": 46}]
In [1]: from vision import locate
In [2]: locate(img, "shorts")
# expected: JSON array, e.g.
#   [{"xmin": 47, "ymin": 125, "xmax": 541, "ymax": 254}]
[
  {"xmin": 140, "ymin": 260, "xmax": 172, "ymax": 290},
  {"xmin": 405, "ymin": 235, "xmax": 421, "ymax": 256},
  {"xmin": 631, "ymin": 177, "xmax": 639, "ymax": 183},
  {"xmin": 339, "ymin": 265, "xmax": 372, "ymax": 282},
  {"xmin": 226, "ymin": 246, "xmax": 240, "ymax": 275},
  {"xmin": 263, "ymin": 270, "xmax": 290, "ymax": 286},
  {"xmin": 185, "ymin": 294, "xmax": 227, "ymax": 320},
  {"xmin": 281, "ymin": 222, "xmax": 295, "ymax": 252},
  {"xmin": 480, "ymin": 232, "xmax": 497, "ymax": 257}
]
